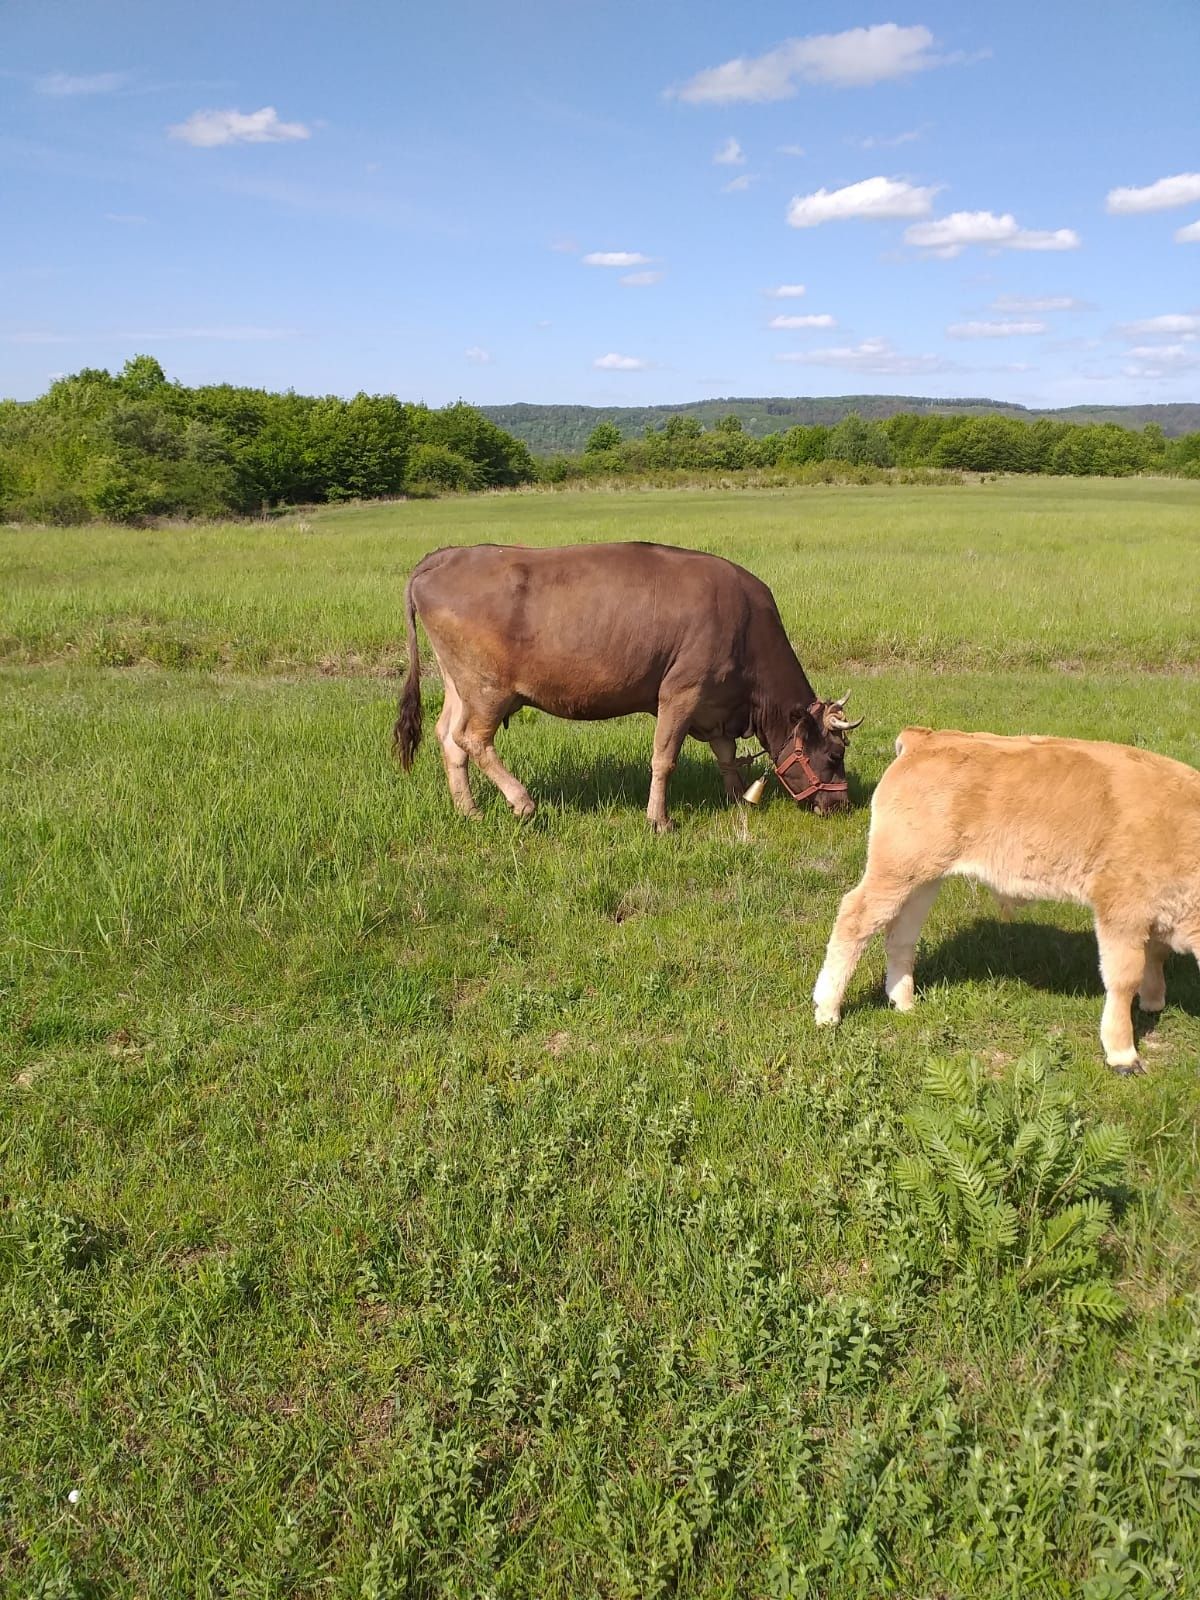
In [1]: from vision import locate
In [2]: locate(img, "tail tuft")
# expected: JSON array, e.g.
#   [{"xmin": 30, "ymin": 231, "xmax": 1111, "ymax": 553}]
[{"xmin": 394, "ymin": 577, "xmax": 423, "ymax": 769}]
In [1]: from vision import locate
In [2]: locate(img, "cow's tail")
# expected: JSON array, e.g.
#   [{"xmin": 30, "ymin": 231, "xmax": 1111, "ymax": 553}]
[{"xmin": 394, "ymin": 576, "xmax": 423, "ymax": 770}]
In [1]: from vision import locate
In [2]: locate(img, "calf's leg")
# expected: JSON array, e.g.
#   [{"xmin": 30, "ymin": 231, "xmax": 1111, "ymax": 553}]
[
  {"xmin": 813, "ymin": 869, "xmax": 921, "ymax": 1025},
  {"xmin": 1095, "ymin": 920, "xmax": 1148, "ymax": 1073},
  {"xmin": 1138, "ymin": 937, "xmax": 1170, "ymax": 1014},
  {"xmin": 883, "ymin": 881, "xmax": 941, "ymax": 1012}
]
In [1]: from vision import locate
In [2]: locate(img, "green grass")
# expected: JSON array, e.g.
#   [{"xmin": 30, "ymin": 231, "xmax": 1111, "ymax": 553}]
[
  {"xmin": 2, "ymin": 480, "xmax": 1200, "ymax": 1598},
  {"xmin": 3, "ymin": 477, "xmax": 1200, "ymax": 674}
]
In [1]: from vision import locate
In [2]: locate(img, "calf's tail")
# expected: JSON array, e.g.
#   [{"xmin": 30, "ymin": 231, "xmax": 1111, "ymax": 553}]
[{"xmin": 393, "ymin": 577, "xmax": 423, "ymax": 770}]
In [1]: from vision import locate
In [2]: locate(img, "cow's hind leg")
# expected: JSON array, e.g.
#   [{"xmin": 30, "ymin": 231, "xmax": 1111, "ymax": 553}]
[
  {"xmin": 884, "ymin": 881, "xmax": 941, "ymax": 1012},
  {"xmin": 435, "ymin": 669, "xmax": 479, "ymax": 818},
  {"xmin": 814, "ymin": 869, "xmax": 922, "ymax": 1025},
  {"xmin": 1095, "ymin": 920, "xmax": 1149, "ymax": 1073},
  {"xmin": 455, "ymin": 700, "xmax": 536, "ymax": 820},
  {"xmin": 708, "ymin": 736, "xmax": 745, "ymax": 804},
  {"xmin": 1138, "ymin": 936, "xmax": 1170, "ymax": 1014}
]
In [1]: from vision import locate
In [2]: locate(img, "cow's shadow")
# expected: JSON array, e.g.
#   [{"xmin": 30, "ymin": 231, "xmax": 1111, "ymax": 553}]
[
  {"xmin": 527, "ymin": 749, "xmax": 719, "ymax": 814},
  {"xmin": 521, "ymin": 747, "xmax": 874, "ymax": 817},
  {"xmin": 915, "ymin": 916, "xmax": 1200, "ymax": 1019}
]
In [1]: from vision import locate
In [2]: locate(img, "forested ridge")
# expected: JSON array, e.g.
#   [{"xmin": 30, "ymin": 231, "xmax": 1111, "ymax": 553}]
[
  {"xmin": 2, "ymin": 358, "xmax": 1197, "ymax": 524},
  {"xmin": 484, "ymin": 396, "xmax": 1200, "ymax": 454}
]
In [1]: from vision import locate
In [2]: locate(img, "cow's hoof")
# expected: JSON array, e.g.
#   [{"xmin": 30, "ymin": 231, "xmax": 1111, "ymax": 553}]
[
  {"xmin": 813, "ymin": 1006, "xmax": 840, "ymax": 1028},
  {"xmin": 512, "ymin": 798, "xmax": 537, "ymax": 820},
  {"xmin": 650, "ymin": 817, "xmax": 675, "ymax": 834}
]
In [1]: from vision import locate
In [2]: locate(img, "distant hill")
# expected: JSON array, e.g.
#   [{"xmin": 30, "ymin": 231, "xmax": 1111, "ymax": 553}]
[{"xmin": 481, "ymin": 396, "xmax": 1200, "ymax": 454}]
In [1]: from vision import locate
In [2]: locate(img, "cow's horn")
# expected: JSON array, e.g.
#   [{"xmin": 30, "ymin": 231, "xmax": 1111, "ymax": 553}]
[
  {"xmin": 828, "ymin": 714, "xmax": 864, "ymax": 731},
  {"xmin": 742, "ymin": 775, "xmax": 767, "ymax": 806},
  {"xmin": 830, "ymin": 692, "xmax": 851, "ymax": 710}
]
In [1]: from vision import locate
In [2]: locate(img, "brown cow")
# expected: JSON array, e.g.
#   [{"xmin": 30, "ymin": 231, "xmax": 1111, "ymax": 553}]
[
  {"xmin": 395, "ymin": 541, "xmax": 859, "ymax": 830},
  {"xmin": 813, "ymin": 726, "xmax": 1200, "ymax": 1073}
]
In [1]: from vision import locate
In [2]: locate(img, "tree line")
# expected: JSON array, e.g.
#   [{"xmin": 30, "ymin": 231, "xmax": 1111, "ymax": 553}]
[
  {"xmin": 552, "ymin": 410, "xmax": 1200, "ymax": 481},
  {"xmin": 1, "ymin": 359, "xmax": 1197, "ymax": 524},
  {"xmin": 0, "ymin": 356, "xmax": 536, "ymax": 524}
]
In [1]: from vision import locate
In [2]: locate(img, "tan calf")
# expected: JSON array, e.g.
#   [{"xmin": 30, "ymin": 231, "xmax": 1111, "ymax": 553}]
[{"xmin": 813, "ymin": 727, "xmax": 1200, "ymax": 1073}]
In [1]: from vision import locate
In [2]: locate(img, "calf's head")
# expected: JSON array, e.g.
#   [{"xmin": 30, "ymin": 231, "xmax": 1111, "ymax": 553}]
[{"xmin": 774, "ymin": 695, "xmax": 861, "ymax": 814}]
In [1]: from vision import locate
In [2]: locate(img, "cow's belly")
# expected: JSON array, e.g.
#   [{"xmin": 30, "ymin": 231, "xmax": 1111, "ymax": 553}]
[
  {"xmin": 948, "ymin": 857, "xmax": 1092, "ymax": 909},
  {"xmin": 521, "ymin": 684, "xmax": 660, "ymax": 721}
]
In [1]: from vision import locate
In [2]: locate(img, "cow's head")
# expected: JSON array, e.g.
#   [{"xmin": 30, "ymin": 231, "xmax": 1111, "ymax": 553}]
[{"xmin": 772, "ymin": 695, "xmax": 861, "ymax": 814}]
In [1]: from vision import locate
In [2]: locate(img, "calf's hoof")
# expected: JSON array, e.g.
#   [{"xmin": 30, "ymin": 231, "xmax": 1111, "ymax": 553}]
[
  {"xmin": 511, "ymin": 797, "xmax": 537, "ymax": 820},
  {"xmin": 649, "ymin": 816, "xmax": 675, "ymax": 834},
  {"xmin": 1107, "ymin": 1051, "xmax": 1146, "ymax": 1076},
  {"xmin": 813, "ymin": 1005, "xmax": 841, "ymax": 1028}
]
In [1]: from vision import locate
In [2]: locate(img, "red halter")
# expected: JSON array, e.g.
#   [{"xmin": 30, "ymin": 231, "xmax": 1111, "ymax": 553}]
[{"xmin": 773, "ymin": 702, "xmax": 850, "ymax": 806}]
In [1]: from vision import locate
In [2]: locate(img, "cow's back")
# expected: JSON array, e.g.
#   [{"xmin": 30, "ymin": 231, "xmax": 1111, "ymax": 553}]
[
  {"xmin": 408, "ymin": 541, "xmax": 760, "ymax": 718},
  {"xmin": 873, "ymin": 727, "xmax": 1200, "ymax": 908}
]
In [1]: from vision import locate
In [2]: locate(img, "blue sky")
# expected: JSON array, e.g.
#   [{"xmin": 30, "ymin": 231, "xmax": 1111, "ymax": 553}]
[{"xmin": 3, "ymin": 0, "xmax": 1198, "ymax": 409}]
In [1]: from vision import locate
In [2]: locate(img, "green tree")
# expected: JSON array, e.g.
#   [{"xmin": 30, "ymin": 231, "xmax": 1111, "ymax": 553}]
[
  {"xmin": 118, "ymin": 354, "xmax": 169, "ymax": 396},
  {"xmin": 584, "ymin": 421, "xmax": 622, "ymax": 453},
  {"xmin": 827, "ymin": 412, "xmax": 893, "ymax": 467}
]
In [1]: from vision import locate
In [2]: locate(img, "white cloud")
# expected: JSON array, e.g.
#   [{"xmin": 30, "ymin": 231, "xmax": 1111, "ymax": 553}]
[
  {"xmin": 767, "ymin": 284, "xmax": 806, "ymax": 298},
  {"xmin": 621, "ymin": 270, "xmax": 664, "ymax": 286},
  {"xmin": 855, "ymin": 128, "xmax": 922, "ymax": 149},
  {"xmin": 905, "ymin": 210, "xmax": 1080, "ymax": 257},
  {"xmin": 168, "ymin": 106, "xmax": 311, "ymax": 148},
  {"xmin": 774, "ymin": 336, "xmax": 953, "ymax": 375},
  {"xmin": 722, "ymin": 174, "xmax": 756, "ymax": 193},
  {"xmin": 36, "ymin": 71, "xmax": 127, "ymax": 96},
  {"xmin": 465, "ymin": 346, "xmax": 492, "ymax": 364},
  {"xmin": 714, "ymin": 137, "xmax": 745, "ymax": 166},
  {"xmin": 1106, "ymin": 173, "xmax": 1200, "ymax": 214},
  {"xmin": 991, "ymin": 294, "xmax": 1082, "ymax": 312},
  {"xmin": 787, "ymin": 176, "xmax": 938, "ymax": 228},
  {"xmin": 1118, "ymin": 314, "xmax": 1200, "ymax": 337},
  {"xmin": 1123, "ymin": 344, "xmax": 1200, "ymax": 378},
  {"xmin": 594, "ymin": 352, "xmax": 648, "ymax": 370},
  {"xmin": 1177, "ymin": 220, "xmax": 1200, "ymax": 243},
  {"xmin": 670, "ymin": 24, "xmax": 952, "ymax": 104},
  {"xmin": 947, "ymin": 319, "xmax": 1046, "ymax": 338},
  {"xmin": 769, "ymin": 313, "xmax": 836, "ymax": 329},
  {"xmin": 583, "ymin": 251, "xmax": 651, "ymax": 267},
  {"xmin": 1126, "ymin": 343, "xmax": 1199, "ymax": 360},
  {"xmin": 777, "ymin": 144, "xmax": 806, "ymax": 157}
]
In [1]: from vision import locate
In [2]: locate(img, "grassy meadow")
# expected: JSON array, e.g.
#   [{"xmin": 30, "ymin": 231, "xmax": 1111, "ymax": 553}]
[{"xmin": 2, "ymin": 476, "xmax": 1200, "ymax": 1598}]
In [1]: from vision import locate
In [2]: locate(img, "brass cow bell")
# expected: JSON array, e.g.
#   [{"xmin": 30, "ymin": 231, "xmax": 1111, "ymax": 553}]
[{"xmin": 742, "ymin": 775, "xmax": 768, "ymax": 806}]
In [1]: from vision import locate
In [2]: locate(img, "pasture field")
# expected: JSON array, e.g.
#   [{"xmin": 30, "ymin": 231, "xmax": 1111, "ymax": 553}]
[{"xmin": 2, "ymin": 477, "xmax": 1200, "ymax": 1598}]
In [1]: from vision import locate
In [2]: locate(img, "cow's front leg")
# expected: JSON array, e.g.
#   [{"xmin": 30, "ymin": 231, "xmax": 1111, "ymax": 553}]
[
  {"xmin": 647, "ymin": 690, "xmax": 701, "ymax": 833},
  {"xmin": 708, "ymin": 736, "xmax": 745, "ymax": 803}
]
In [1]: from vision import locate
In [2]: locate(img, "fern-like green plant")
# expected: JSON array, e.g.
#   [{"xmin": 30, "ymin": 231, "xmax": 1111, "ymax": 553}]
[{"xmin": 891, "ymin": 1051, "xmax": 1130, "ymax": 1321}]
